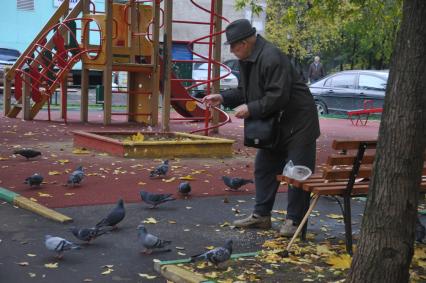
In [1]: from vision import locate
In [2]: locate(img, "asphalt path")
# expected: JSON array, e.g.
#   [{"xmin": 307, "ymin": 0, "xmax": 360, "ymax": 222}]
[{"xmin": 0, "ymin": 192, "xmax": 372, "ymax": 283}]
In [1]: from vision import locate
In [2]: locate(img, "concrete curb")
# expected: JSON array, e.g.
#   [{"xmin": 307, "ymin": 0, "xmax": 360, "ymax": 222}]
[
  {"xmin": 0, "ymin": 187, "xmax": 73, "ymax": 223},
  {"xmin": 154, "ymin": 252, "xmax": 258, "ymax": 283}
]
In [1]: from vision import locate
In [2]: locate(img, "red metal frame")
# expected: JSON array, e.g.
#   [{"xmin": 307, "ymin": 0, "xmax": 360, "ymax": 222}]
[
  {"xmin": 167, "ymin": 0, "xmax": 232, "ymax": 135},
  {"xmin": 13, "ymin": 17, "xmax": 103, "ymax": 123}
]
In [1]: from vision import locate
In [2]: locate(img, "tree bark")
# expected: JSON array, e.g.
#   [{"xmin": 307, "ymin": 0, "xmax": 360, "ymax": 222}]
[{"xmin": 348, "ymin": 1, "xmax": 426, "ymax": 282}]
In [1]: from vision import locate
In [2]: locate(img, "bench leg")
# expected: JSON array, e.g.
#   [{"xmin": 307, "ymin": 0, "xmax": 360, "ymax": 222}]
[
  {"xmin": 285, "ymin": 194, "xmax": 320, "ymax": 253},
  {"xmin": 343, "ymin": 195, "xmax": 353, "ymax": 255}
]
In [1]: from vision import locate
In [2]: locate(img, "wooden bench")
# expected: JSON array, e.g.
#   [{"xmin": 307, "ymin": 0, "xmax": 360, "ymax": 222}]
[
  {"xmin": 347, "ymin": 100, "xmax": 383, "ymax": 126},
  {"xmin": 277, "ymin": 139, "xmax": 426, "ymax": 255}
]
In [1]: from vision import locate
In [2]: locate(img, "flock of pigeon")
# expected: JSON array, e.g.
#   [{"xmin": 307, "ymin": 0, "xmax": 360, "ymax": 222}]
[
  {"xmin": 14, "ymin": 149, "xmax": 85, "ymax": 188},
  {"xmin": 13, "ymin": 149, "xmax": 247, "ymax": 266}
]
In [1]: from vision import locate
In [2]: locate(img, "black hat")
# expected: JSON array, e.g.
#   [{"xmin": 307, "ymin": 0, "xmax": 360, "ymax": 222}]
[{"xmin": 224, "ymin": 19, "xmax": 256, "ymax": 45}]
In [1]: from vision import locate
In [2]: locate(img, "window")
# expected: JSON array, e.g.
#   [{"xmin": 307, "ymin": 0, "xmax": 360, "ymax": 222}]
[
  {"xmin": 359, "ymin": 74, "xmax": 387, "ymax": 91},
  {"xmin": 331, "ymin": 74, "xmax": 356, "ymax": 89},
  {"xmin": 17, "ymin": 0, "xmax": 34, "ymax": 11},
  {"xmin": 324, "ymin": 78, "xmax": 332, "ymax": 87}
]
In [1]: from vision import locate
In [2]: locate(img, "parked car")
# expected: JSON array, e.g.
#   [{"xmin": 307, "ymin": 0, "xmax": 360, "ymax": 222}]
[
  {"xmin": 309, "ymin": 70, "xmax": 389, "ymax": 115},
  {"xmin": 0, "ymin": 47, "xmax": 21, "ymax": 86},
  {"xmin": 223, "ymin": 59, "xmax": 240, "ymax": 80},
  {"xmin": 191, "ymin": 62, "xmax": 239, "ymax": 98}
]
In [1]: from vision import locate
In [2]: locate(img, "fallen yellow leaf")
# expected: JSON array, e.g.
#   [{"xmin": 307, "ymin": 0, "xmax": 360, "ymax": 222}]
[
  {"xmin": 44, "ymin": 262, "xmax": 58, "ymax": 268},
  {"xmin": 48, "ymin": 171, "xmax": 61, "ymax": 176},
  {"xmin": 204, "ymin": 272, "xmax": 218, "ymax": 279},
  {"xmin": 179, "ymin": 175, "xmax": 195, "ymax": 180},
  {"xmin": 326, "ymin": 214, "xmax": 343, "ymax": 220},
  {"xmin": 265, "ymin": 269, "xmax": 274, "ymax": 275},
  {"xmin": 143, "ymin": 217, "xmax": 158, "ymax": 224},
  {"xmin": 138, "ymin": 273, "xmax": 157, "ymax": 279},
  {"xmin": 38, "ymin": 192, "xmax": 53, "ymax": 198},
  {"xmin": 101, "ymin": 268, "xmax": 113, "ymax": 275},
  {"xmin": 326, "ymin": 254, "xmax": 352, "ymax": 270},
  {"xmin": 162, "ymin": 177, "xmax": 176, "ymax": 183},
  {"xmin": 220, "ymin": 221, "xmax": 230, "ymax": 227},
  {"xmin": 72, "ymin": 148, "xmax": 91, "ymax": 154}
]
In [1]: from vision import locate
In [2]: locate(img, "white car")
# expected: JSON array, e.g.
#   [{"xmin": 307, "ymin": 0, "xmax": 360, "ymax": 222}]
[{"xmin": 191, "ymin": 63, "xmax": 238, "ymax": 96}]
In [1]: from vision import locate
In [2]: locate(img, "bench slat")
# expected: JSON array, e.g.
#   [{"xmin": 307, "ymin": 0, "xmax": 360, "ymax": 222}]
[
  {"xmin": 324, "ymin": 166, "xmax": 426, "ymax": 180},
  {"xmin": 312, "ymin": 182, "xmax": 426, "ymax": 195},
  {"xmin": 276, "ymin": 173, "xmax": 322, "ymax": 184},
  {"xmin": 303, "ymin": 181, "xmax": 369, "ymax": 191},
  {"xmin": 332, "ymin": 140, "xmax": 377, "ymax": 150},
  {"xmin": 312, "ymin": 185, "xmax": 370, "ymax": 195},
  {"xmin": 327, "ymin": 154, "xmax": 376, "ymax": 165}
]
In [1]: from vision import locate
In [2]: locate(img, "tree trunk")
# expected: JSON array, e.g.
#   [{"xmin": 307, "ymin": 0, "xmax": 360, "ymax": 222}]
[{"xmin": 348, "ymin": 1, "xmax": 426, "ymax": 282}]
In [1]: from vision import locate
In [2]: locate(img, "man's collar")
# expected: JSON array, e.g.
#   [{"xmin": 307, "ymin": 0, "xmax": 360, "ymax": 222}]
[{"xmin": 243, "ymin": 35, "xmax": 265, "ymax": 63}]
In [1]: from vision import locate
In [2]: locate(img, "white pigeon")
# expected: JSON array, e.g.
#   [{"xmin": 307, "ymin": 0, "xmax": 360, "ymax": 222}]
[{"xmin": 44, "ymin": 235, "xmax": 80, "ymax": 259}]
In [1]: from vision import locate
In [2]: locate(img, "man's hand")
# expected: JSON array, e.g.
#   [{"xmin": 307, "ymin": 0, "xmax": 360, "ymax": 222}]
[
  {"xmin": 234, "ymin": 104, "xmax": 250, "ymax": 119},
  {"xmin": 202, "ymin": 94, "xmax": 223, "ymax": 107}
]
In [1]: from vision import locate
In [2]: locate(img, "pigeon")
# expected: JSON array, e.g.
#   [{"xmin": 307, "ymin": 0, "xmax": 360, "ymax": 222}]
[
  {"xmin": 13, "ymin": 149, "xmax": 41, "ymax": 160},
  {"xmin": 44, "ymin": 235, "xmax": 80, "ymax": 259},
  {"xmin": 95, "ymin": 199, "xmax": 126, "ymax": 229},
  {"xmin": 190, "ymin": 239, "xmax": 233, "ymax": 266},
  {"xmin": 137, "ymin": 225, "xmax": 172, "ymax": 254},
  {"xmin": 178, "ymin": 182, "xmax": 191, "ymax": 196},
  {"xmin": 69, "ymin": 226, "xmax": 111, "ymax": 243},
  {"xmin": 140, "ymin": 191, "xmax": 175, "ymax": 208},
  {"xmin": 24, "ymin": 173, "xmax": 43, "ymax": 187},
  {"xmin": 416, "ymin": 217, "xmax": 425, "ymax": 243},
  {"xmin": 67, "ymin": 166, "xmax": 84, "ymax": 187},
  {"xmin": 222, "ymin": 176, "xmax": 254, "ymax": 191},
  {"xmin": 150, "ymin": 160, "xmax": 169, "ymax": 178}
]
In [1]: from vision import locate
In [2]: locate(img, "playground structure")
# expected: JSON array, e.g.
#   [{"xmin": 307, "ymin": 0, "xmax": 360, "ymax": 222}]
[{"xmin": 2, "ymin": 0, "xmax": 231, "ymax": 135}]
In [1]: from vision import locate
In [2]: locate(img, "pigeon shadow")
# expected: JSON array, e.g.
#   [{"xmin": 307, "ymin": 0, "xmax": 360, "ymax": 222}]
[{"xmin": 140, "ymin": 206, "xmax": 179, "ymax": 212}]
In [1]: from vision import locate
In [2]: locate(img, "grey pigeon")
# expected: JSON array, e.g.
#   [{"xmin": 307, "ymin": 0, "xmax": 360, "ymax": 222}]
[
  {"xmin": 67, "ymin": 166, "xmax": 84, "ymax": 187},
  {"xmin": 95, "ymin": 199, "xmax": 125, "ymax": 229},
  {"xmin": 69, "ymin": 226, "xmax": 111, "ymax": 243},
  {"xmin": 416, "ymin": 217, "xmax": 425, "ymax": 243},
  {"xmin": 222, "ymin": 176, "xmax": 253, "ymax": 191},
  {"xmin": 178, "ymin": 182, "xmax": 191, "ymax": 196},
  {"xmin": 14, "ymin": 149, "xmax": 41, "ymax": 160},
  {"xmin": 24, "ymin": 173, "xmax": 43, "ymax": 187},
  {"xmin": 140, "ymin": 191, "xmax": 175, "ymax": 208},
  {"xmin": 44, "ymin": 235, "xmax": 80, "ymax": 259},
  {"xmin": 137, "ymin": 225, "xmax": 172, "ymax": 254},
  {"xmin": 150, "ymin": 160, "xmax": 169, "ymax": 178},
  {"xmin": 190, "ymin": 239, "xmax": 233, "ymax": 266}
]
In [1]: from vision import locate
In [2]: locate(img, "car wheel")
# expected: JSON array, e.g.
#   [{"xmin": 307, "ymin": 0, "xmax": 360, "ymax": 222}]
[{"xmin": 316, "ymin": 101, "xmax": 328, "ymax": 115}]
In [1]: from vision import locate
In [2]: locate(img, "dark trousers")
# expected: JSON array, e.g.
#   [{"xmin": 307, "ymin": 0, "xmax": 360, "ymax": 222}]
[{"xmin": 253, "ymin": 141, "xmax": 316, "ymax": 224}]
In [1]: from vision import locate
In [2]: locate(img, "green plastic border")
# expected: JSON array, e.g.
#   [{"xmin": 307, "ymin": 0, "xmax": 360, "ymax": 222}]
[{"xmin": 0, "ymin": 187, "xmax": 19, "ymax": 203}]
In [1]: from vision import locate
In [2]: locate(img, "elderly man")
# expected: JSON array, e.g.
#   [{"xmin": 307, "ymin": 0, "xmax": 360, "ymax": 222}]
[
  {"xmin": 203, "ymin": 19, "xmax": 320, "ymax": 236},
  {"xmin": 308, "ymin": 56, "xmax": 325, "ymax": 83}
]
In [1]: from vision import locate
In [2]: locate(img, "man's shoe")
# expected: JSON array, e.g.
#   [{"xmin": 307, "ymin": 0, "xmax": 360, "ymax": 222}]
[
  {"xmin": 233, "ymin": 213, "xmax": 271, "ymax": 229},
  {"xmin": 279, "ymin": 219, "xmax": 298, "ymax": 237}
]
